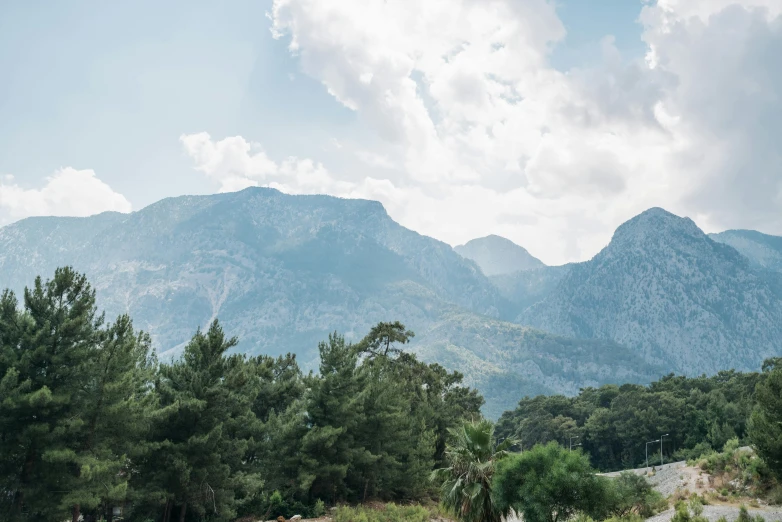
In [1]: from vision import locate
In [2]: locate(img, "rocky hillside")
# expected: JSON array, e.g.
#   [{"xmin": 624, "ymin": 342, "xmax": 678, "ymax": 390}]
[
  {"xmin": 0, "ymin": 187, "xmax": 657, "ymax": 416},
  {"xmin": 455, "ymin": 235, "xmax": 544, "ymax": 275},
  {"xmin": 488, "ymin": 265, "xmax": 572, "ymax": 317},
  {"xmin": 517, "ymin": 208, "xmax": 782, "ymax": 374},
  {"xmin": 0, "ymin": 188, "xmax": 505, "ymax": 356},
  {"xmin": 413, "ymin": 311, "xmax": 663, "ymax": 418},
  {"xmin": 710, "ymin": 229, "xmax": 782, "ymax": 273}
]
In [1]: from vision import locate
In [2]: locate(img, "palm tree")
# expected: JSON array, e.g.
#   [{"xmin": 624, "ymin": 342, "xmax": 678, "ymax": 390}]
[{"xmin": 431, "ymin": 419, "xmax": 516, "ymax": 522}]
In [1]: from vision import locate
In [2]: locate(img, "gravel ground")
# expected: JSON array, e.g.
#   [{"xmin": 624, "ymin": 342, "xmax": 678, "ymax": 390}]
[
  {"xmin": 600, "ymin": 461, "xmax": 694, "ymax": 497},
  {"xmin": 646, "ymin": 505, "xmax": 782, "ymax": 522}
]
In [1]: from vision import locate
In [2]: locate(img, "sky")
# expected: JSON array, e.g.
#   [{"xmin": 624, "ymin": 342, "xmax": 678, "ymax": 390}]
[{"xmin": 1, "ymin": 0, "xmax": 781, "ymax": 266}]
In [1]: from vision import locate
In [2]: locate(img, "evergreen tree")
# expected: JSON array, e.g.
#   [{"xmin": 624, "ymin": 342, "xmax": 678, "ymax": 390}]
[
  {"xmin": 299, "ymin": 333, "xmax": 363, "ymax": 503},
  {"xmin": 133, "ymin": 320, "xmax": 262, "ymax": 522},
  {"xmin": 0, "ymin": 268, "xmax": 152, "ymax": 521},
  {"xmin": 749, "ymin": 361, "xmax": 782, "ymax": 479}
]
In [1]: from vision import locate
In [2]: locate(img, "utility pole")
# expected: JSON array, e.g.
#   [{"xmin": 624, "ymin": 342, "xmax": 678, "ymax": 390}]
[
  {"xmin": 660, "ymin": 434, "xmax": 669, "ymax": 466},
  {"xmin": 646, "ymin": 439, "xmax": 660, "ymax": 469},
  {"xmin": 569, "ymin": 436, "xmax": 581, "ymax": 452}
]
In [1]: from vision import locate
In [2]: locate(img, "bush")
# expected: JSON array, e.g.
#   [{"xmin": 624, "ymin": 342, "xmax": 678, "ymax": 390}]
[
  {"xmin": 332, "ymin": 504, "xmax": 431, "ymax": 522},
  {"xmin": 313, "ymin": 499, "xmax": 327, "ymax": 518},
  {"xmin": 607, "ymin": 472, "xmax": 667, "ymax": 518},
  {"xmin": 737, "ymin": 506, "xmax": 752, "ymax": 522},
  {"xmin": 493, "ymin": 442, "xmax": 612, "ymax": 522}
]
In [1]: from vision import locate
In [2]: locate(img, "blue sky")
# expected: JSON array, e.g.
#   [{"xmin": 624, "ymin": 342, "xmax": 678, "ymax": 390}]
[
  {"xmin": 0, "ymin": 0, "xmax": 643, "ymax": 206},
  {"xmin": 1, "ymin": 0, "xmax": 781, "ymax": 264}
]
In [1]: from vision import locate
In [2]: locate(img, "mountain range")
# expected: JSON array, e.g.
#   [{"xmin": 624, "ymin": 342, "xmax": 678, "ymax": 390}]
[{"xmin": 1, "ymin": 189, "xmax": 780, "ymax": 417}]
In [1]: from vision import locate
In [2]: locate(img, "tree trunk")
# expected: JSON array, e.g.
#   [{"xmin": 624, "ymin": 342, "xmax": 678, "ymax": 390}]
[
  {"xmin": 163, "ymin": 499, "xmax": 172, "ymax": 522},
  {"xmin": 72, "ymin": 504, "xmax": 81, "ymax": 522},
  {"xmin": 179, "ymin": 501, "xmax": 187, "ymax": 522}
]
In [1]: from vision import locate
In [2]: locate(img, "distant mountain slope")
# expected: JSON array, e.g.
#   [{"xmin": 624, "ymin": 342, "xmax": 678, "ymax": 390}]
[
  {"xmin": 413, "ymin": 312, "xmax": 664, "ymax": 418},
  {"xmin": 489, "ymin": 265, "xmax": 572, "ymax": 316},
  {"xmin": 455, "ymin": 235, "xmax": 545, "ymax": 276},
  {"xmin": 517, "ymin": 208, "xmax": 782, "ymax": 374},
  {"xmin": 710, "ymin": 229, "xmax": 782, "ymax": 272},
  {"xmin": 0, "ymin": 188, "xmax": 676, "ymax": 417},
  {"xmin": 0, "ymin": 188, "xmax": 503, "ymax": 357}
]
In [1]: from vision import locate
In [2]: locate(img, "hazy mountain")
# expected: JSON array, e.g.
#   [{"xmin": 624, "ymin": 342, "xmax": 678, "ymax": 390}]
[
  {"xmin": 488, "ymin": 265, "xmax": 572, "ymax": 316},
  {"xmin": 518, "ymin": 208, "xmax": 782, "ymax": 374},
  {"xmin": 412, "ymin": 311, "xmax": 663, "ymax": 419},
  {"xmin": 455, "ymin": 235, "xmax": 545, "ymax": 276},
  {"xmin": 0, "ymin": 188, "xmax": 503, "ymax": 355},
  {"xmin": 710, "ymin": 229, "xmax": 782, "ymax": 273},
  {"xmin": 0, "ymin": 187, "xmax": 656, "ymax": 416}
]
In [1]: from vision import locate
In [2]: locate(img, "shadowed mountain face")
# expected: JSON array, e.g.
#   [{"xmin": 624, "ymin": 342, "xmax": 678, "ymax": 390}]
[
  {"xmin": 0, "ymin": 187, "xmax": 658, "ymax": 417},
  {"xmin": 710, "ymin": 229, "xmax": 782, "ymax": 273},
  {"xmin": 455, "ymin": 235, "xmax": 545, "ymax": 276},
  {"xmin": 517, "ymin": 208, "xmax": 782, "ymax": 375}
]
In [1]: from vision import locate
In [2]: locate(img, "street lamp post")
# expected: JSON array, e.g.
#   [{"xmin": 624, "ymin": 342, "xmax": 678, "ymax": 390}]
[
  {"xmin": 660, "ymin": 434, "xmax": 669, "ymax": 466},
  {"xmin": 646, "ymin": 439, "xmax": 660, "ymax": 469}
]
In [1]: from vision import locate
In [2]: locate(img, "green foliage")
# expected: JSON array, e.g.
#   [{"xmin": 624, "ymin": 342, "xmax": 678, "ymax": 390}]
[
  {"xmin": 694, "ymin": 440, "xmax": 779, "ymax": 500},
  {"xmin": 430, "ymin": 419, "xmax": 514, "ymax": 522},
  {"xmin": 0, "ymin": 268, "xmax": 156, "ymax": 521},
  {"xmin": 749, "ymin": 364, "xmax": 782, "ymax": 480},
  {"xmin": 493, "ymin": 442, "xmax": 612, "ymax": 522},
  {"xmin": 0, "ymin": 268, "xmax": 484, "ymax": 521},
  {"xmin": 313, "ymin": 499, "xmax": 327, "ymax": 518},
  {"xmin": 608, "ymin": 472, "xmax": 667, "ymax": 518},
  {"xmin": 332, "ymin": 503, "xmax": 432, "ymax": 522},
  {"xmin": 496, "ymin": 371, "xmax": 762, "ymax": 471}
]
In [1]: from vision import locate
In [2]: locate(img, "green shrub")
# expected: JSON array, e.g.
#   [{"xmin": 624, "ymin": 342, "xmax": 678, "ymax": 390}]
[
  {"xmin": 313, "ymin": 499, "xmax": 327, "ymax": 518},
  {"xmin": 737, "ymin": 505, "xmax": 753, "ymax": 522},
  {"xmin": 332, "ymin": 504, "xmax": 431, "ymax": 522}
]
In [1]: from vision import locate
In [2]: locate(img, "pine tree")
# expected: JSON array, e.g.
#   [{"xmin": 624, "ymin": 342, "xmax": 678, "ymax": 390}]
[
  {"xmin": 299, "ymin": 333, "xmax": 363, "ymax": 503},
  {"xmin": 748, "ymin": 361, "xmax": 782, "ymax": 479},
  {"xmin": 133, "ymin": 320, "xmax": 262, "ymax": 522},
  {"xmin": 0, "ymin": 269, "xmax": 157, "ymax": 521}
]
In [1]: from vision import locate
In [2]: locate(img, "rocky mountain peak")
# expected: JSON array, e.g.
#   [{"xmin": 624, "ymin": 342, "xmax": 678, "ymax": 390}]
[
  {"xmin": 455, "ymin": 235, "xmax": 544, "ymax": 276},
  {"xmin": 604, "ymin": 207, "xmax": 706, "ymax": 256}
]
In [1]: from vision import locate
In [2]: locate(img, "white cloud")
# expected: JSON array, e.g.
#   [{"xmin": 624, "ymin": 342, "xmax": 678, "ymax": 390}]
[
  {"xmin": 180, "ymin": 132, "xmax": 357, "ymax": 196},
  {"xmin": 185, "ymin": 0, "xmax": 782, "ymax": 265},
  {"xmin": 0, "ymin": 168, "xmax": 132, "ymax": 225}
]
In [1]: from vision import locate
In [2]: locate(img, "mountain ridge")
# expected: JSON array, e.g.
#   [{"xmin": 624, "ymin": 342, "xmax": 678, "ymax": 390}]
[
  {"xmin": 517, "ymin": 208, "xmax": 782, "ymax": 374},
  {"xmin": 455, "ymin": 234, "xmax": 545, "ymax": 276},
  {"xmin": 0, "ymin": 187, "xmax": 654, "ymax": 417}
]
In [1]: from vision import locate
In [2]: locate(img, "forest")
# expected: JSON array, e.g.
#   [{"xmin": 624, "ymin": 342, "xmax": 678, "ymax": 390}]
[
  {"xmin": 495, "ymin": 361, "xmax": 782, "ymax": 472},
  {"xmin": 0, "ymin": 268, "xmax": 481, "ymax": 521},
  {"xmin": 1, "ymin": 268, "xmax": 782, "ymax": 522}
]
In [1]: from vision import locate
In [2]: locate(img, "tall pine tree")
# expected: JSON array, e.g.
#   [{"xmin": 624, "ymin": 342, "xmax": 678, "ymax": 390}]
[
  {"xmin": 133, "ymin": 320, "xmax": 262, "ymax": 522},
  {"xmin": 0, "ymin": 268, "xmax": 154, "ymax": 521}
]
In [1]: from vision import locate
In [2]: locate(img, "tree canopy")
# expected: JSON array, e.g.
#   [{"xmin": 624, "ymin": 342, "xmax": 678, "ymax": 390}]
[{"xmin": 0, "ymin": 268, "xmax": 482, "ymax": 521}]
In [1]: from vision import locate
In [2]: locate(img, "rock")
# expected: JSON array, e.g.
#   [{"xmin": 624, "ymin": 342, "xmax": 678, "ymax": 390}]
[{"xmin": 291, "ymin": 516, "xmax": 302, "ymax": 521}]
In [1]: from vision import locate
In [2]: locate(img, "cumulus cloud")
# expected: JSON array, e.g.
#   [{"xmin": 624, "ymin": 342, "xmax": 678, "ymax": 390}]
[
  {"xmin": 181, "ymin": 0, "xmax": 782, "ymax": 265},
  {"xmin": 0, "ymin": 168, "xmax": 132, "ymax": 225},
  {"xmin": 180, "ymin": 132, "xmax": 358, "ymax": 196}
]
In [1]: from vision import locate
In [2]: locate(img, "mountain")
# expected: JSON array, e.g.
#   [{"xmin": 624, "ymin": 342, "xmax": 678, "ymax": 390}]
[
  {"xmin": 455, "ymin": 235, "xmax": 545, "ymax": 276},
  {"xmin": 488, "ymin": 265, "xmax": 572, "ymax": 316},
  {"xmin": 412, "ymin": 312, "xmax": 663, "ymax": 419},
  {"xmin": 0, "ymin": 188, "xmax": 503, "ymax": 355},
  {"xmin": 0, "ymin": 187, "xmax": 654, "ymax": 417},
  {"xmin": 710, "ymin": 229, "xmax": 782, "ymax": 273},
  {"xmin": 517, "ymin": 208, "xmax": 782, "ymax": 374}
]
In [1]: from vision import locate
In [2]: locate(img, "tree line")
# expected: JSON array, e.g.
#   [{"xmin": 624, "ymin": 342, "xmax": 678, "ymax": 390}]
[
  {"xmin": 0, "ymin": 268, "xmax": 482, "ymax": 522},
  {"xmin": 495, "ymin": 361, "xmax": 782, "ymax": 472}
]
